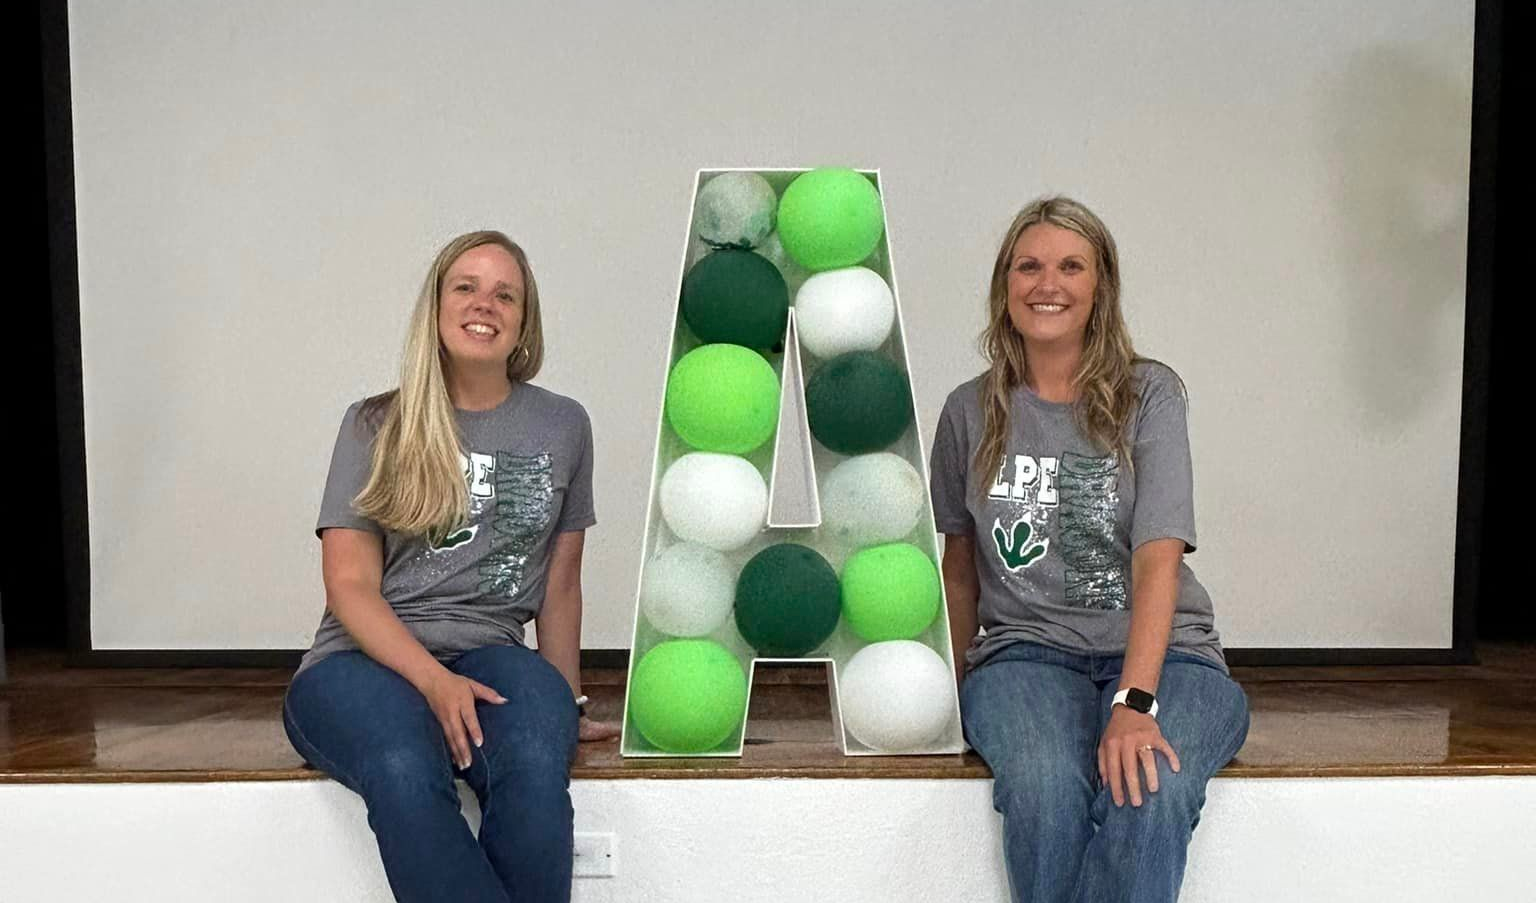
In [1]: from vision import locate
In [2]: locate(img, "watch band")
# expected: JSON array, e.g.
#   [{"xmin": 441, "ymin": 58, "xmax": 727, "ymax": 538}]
[{"xmin": 1112, "ymin": 687, "xmax": 1159, "ymax": 719}]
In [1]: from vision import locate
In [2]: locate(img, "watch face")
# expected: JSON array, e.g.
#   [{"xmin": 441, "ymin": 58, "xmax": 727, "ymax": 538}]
[{"xmin": 1126, "ymin": 688, "xmax": 1156, "ymax": 712}]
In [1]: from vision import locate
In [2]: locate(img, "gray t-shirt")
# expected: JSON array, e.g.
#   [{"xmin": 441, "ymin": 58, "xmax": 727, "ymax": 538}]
[
  {"xmin": 297, "ymin": 382, "xmax": 596, "ymax": 674},
  {"xmin": 929, "ymin": 361, "xmax": 1226, "ymax": 672}
]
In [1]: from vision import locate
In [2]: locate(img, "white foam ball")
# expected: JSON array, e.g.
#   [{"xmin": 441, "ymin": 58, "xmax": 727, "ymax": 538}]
[
  {"xmin": 794, "ymin": 266, "xmax": 895, "ymax": 359},
  {"xmin": 839, "ymin": 640, "xmax": 956, "ymax": 752},
  {"xmin": 753, "ymin": 230, "xmax": 811, "ymax": 295},
  {"xmin": 821, "ymin": 453, "xmax": 926, "ymax": 548},
  {"xmin": 660, "ymin": 452, "xmax": 768, "ymax": 551},
  {"xmin": 695, "ymin": 172, "xmax": 777, "ymax": 250},
  {"xmin": 640, "ymin": 543, "xmax": 737, "ymax": 637}
]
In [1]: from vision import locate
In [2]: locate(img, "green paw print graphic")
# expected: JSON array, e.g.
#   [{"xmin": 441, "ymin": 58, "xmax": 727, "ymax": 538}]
[
  {"xmin": 992, "ymin": 517, "xmax": 1048, "ymax": 571},
  {"xmin": 429, "ymin": 524, "xmax": 479, "ymax": 552}
]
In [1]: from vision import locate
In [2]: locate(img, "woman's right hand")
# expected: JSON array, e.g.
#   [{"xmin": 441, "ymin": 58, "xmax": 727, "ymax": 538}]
[{"xmin": 418, "ymin": 667, "xmax": 507, "ymax": 770}]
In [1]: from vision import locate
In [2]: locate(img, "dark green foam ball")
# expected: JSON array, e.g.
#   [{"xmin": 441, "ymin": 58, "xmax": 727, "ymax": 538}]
[
  {"xmin": 776, "ymin": 168, "xmax": 885, "ymax": 272},
  {"xmin": 734, "ymin": 543, "xmax": 841, "ymax": 657},
  {"xmin": 681, "ymin": 249, "xmax": 790, "ymax": 350},
  {"xmin": 628, "ymin": 639, "xmax": 748, "ymax": 754},
  {"xmin": 804, "ymin": 351, "xmax": 913, "ymax": 455}
]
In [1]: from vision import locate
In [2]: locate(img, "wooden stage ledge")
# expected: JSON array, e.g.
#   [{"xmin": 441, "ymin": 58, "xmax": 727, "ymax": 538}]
[{"xmin": 3, "ymin": 646, "xmax": 1534, "ymax": 784}]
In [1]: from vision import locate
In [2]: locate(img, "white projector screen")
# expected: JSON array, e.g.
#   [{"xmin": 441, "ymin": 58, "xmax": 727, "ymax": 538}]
[{"xmin": 67, "ymin": 1, "xmax": 1476, "ymax": 652}]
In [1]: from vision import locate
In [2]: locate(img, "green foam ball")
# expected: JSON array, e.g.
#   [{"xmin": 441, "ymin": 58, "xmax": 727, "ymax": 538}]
[
  {"xmin": 734, "ymin": 543, "xmax": 842, "ymax": 657},
  {"xmin": 628, "ymin": 639, "xmax": 748, "ymax": 754},
  {"xmin": 804, "ymin": 351, "xmax": 912, "ymax": 454},
  {"xmin": 665, "ymin": 344, "xmax": 780, "ymax": 454},
  {"xmin": 840, "ymin": 543, "xmax": 941, "ymax": 641},
  {"xmin": 776, "ymin": 168, "xmax": 885, "ymax": 272},
  {"xmin": 681, "ymin": 249, "xmax": 789, "ymax": 350}
]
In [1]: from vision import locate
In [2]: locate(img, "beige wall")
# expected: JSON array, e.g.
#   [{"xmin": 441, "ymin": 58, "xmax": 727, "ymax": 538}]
[{"xmin": 69, "ymin": 0, "xmax": 1474, "ymax": 650}]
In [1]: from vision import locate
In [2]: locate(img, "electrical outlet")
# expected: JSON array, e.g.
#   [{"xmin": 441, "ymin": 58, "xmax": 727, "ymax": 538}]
[{"xmin": 573, "ymin": 832, "xmax": 616, "ymax": 877}]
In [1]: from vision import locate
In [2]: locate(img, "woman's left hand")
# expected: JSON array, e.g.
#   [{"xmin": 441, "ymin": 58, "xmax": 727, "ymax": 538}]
[
  {"xmin": 578, "ymin": 716, "xmax": 621, "ymax": 743},
  {"xmin": 1097, "ymin": 705, "xmax": 1180, "ymax": 808}
]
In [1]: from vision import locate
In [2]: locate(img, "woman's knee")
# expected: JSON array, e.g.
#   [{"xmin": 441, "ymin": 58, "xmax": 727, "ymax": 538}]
[
  {"xmin": 990, "ymin": 755, "xmax": 1095, "ymax": 822},
  {"xmin": 461, "ymin": 648, "xmax": 579, "ymax": 756},
  {"xmin": 1094, "ymin": 763, "xmax": 1206, "ymax": 834},
  {"xmin": 359, "ymin": 742, "xmax": 458, "ymax": 810},
  {"xmin": 458, "ymin": 646, "xmax": 574, "ymax": 708},
  {"xmin": 482, "ymin": 709, "xmax": 577, "ymax": 779}
]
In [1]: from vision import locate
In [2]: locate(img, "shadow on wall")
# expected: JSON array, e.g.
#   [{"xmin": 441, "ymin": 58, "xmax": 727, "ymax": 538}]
[{"xmin": 1325, "ymin": 46, "xmax": 1471, "ymax": 433}]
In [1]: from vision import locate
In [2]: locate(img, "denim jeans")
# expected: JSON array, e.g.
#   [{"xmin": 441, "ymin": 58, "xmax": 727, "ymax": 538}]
[
  {"xmin": 284, "ymin": 643, "xmax": 579, "ymax": 903},
  {"xmin": 960, "ymin": 642, "xmax": 1250, "ymax": 903}
]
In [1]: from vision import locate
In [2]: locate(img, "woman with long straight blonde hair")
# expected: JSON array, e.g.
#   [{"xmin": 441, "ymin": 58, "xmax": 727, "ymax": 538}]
[
  {"xmin": 928, "ymin": 197, "xmax": 1248, "ymax": 902},
  {"xmin": 285, "ymin": 231, "xmax": 617, "ymax": 903}
]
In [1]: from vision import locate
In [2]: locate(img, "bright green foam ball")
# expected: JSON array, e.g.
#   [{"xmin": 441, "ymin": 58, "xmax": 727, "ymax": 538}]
[
  {"xmin": 628, "ymin": 639, "xmax": 748, "ymax": 754},
  {"xmin": 840, "ymin": 542, "xmax": 941, "ymax": 641},
  {"xmin": 665, "ymin": 344, "xmax": 780, "ymax": 454},
  {"xmin": 776, "ymin": 168, "xmax": 885, "ymax": 272}
]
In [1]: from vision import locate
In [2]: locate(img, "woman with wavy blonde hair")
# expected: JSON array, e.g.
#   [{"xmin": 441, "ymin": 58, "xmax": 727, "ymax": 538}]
[
  {"xmin": 928, "ymin": 197, "xmax": 1248, "ymax": 902},
  {"xmin": 285, "ymin": 231, "xmax": 616, "ymax": 903}
]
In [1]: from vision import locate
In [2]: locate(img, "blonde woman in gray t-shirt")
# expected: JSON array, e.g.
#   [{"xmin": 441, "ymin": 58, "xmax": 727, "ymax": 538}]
[
  {"xmin": 285, "ymin": 231, "xmax": 618, "ymax": 903},
  {"xmin": 929, "ymin": 197, "xmax": 1249, "ymax": 903}
]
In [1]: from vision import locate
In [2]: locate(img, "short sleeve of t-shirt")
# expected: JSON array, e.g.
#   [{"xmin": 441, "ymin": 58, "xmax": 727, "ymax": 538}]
[
  {"xmin": 554, "ymin": 406, "xmax": 596, "ymax": 532},
  {"xmin": 316, "ymin": 402, "xmax": 384, "ymax": 536},
  {"xmin": 929, "ymin": 387, "xmax": 975, "ymax": 535},
  {"xmin": 1129, "ymin": 365, "xmax": 1198, "ymax": 553}
]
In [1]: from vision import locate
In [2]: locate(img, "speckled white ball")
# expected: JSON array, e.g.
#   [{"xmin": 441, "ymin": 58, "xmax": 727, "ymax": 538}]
[
  {"xmin": 793, "ymin": 266, "xmax": 895, "ymax": 359},
  {"xmin": 695, "ymin": 172, "xmax": 777, "ymax": 250},
  {"xmin": 753, "ymin": 230, "xmax": 811, "ymax": 295},
  {"xmin": 659, "ymin": 452, "xmax": 768, "ymax": 551},
  {"xmin": 821, "ymin": 453, "xmax": 927, "ymax": 548},
  {"xmin": 640, "ymin": 542, "xmax": 738, "ymax": 637},
  {"xmin": 838, "ymin": 640, "xmax": 955, "ymax": 752}
]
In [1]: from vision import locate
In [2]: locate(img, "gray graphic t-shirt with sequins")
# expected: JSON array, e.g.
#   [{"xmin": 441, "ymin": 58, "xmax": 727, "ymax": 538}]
[
  {"xmin": 929, "ymin": 362, "xmax": 1226, "ymax": 673},
  {"xmin": 297, "ymin": 382, "xmax": 596, "ymax": 675}
]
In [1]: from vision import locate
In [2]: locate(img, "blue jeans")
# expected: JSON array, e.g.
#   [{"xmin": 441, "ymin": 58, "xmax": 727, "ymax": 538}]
[
  {"xmin": 283, "ymin": 644, "xmax": 579, "ymax": 903},
  {"xmin": 960, "ymin": 642, "xmax": 1249, "ymax": 903}
]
